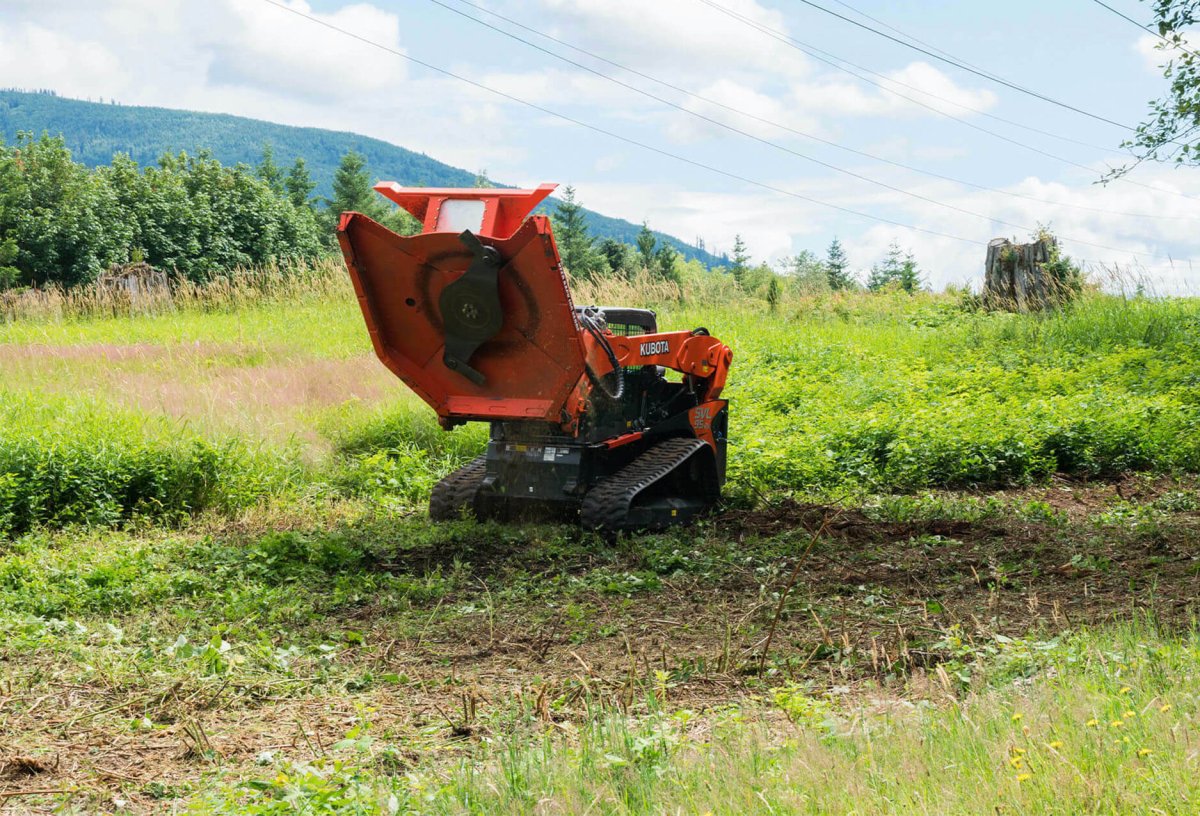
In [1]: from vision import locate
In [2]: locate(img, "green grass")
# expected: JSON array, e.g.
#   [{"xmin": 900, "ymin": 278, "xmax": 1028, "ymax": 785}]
[{"xmin": 1, "ymin": 281, "xmax": 1199, "ymax": 531}]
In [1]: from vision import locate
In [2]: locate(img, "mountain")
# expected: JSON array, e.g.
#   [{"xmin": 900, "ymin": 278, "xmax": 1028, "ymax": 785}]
[{"xmin": 0, "ymin": 90, "xmax": 720, "ymax": 266}]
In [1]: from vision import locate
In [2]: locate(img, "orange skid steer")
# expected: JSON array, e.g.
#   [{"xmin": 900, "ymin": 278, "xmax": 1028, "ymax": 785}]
[{"xmin": 337, "ymin": 183, "xmax": 733, "ymax": 531}]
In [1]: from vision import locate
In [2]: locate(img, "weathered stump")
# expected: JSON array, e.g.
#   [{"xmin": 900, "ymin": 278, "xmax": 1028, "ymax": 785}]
[{"xmin": 984, "ymin": 236, "xmax": 1074, "ymax": 312}]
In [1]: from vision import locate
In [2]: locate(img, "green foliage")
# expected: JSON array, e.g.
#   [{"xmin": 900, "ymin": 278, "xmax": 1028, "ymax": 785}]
[
  {"xmin": 327, "ymin": 150, "xmax": 384, "ymax": 221},
  {"xmin": 654, "ymin": 242, "xmax": 681, "ymax": 284},
  {"xmin": 729, "ymin": 293, "xmax": 1200, "ymax": 497},
  {"xmin": 552, "ymin": 185, "xmax": 606, "ymax": 280},
  {"xmin": 766, "ymin": 275, "xmax": 782, "ymax": 310},
  {"xmin": 598, "ymin": 237, "xmax": 636, "ymax": 278},
  {"xmin": 867, "ymin": 241, "xmax": 924, "ymax": 294},
  {"xmin": 825, "ymin": 237, "xmax": 854, "ymax": 290},
  {"xmin": 636, "ymin": 221, "xmax": 656, "ymax": 272},
  {"xmin": 783, "ymin": 250, "xmax": 829, "ymax": 294},
  {"xmin": 1110, "ymin": 0, "xmax": 1200, "ymax": 176},
  {"xmin": 256, "ymin": 143, "xmax": 284, "ymax": 195},
  {"xmin": 0, "ymin": 390, "xmax": 294, "ymax": 536},
  {"xmin": 0, "ymin": 133, "xmax": 323, "ymax": 286},
  {"xmin": 0, "ymin": 90, "xmax": 720, "ymax": 266},
  {"xmin": 285, "ymin": 157, "xmax": 316, "ymax": 210},
  {"xmin": 730, "ymin": 234, "xmax": 750, "ymax": 290}
]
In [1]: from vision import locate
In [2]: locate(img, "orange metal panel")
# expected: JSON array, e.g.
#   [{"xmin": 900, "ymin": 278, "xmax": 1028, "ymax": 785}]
[{"xmin": 337, "ymin": 210, "xmax": 587, "ymax": 426}]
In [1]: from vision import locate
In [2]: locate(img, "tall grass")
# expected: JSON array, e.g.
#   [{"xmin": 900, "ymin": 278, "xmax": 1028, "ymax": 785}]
[
  {"xmin": 0, "ymin": 390, "xmax": 300, "ymax": 535},
  {"xmin": 0, "ymin": 256, "xmax": 350, "ymax": 323}
]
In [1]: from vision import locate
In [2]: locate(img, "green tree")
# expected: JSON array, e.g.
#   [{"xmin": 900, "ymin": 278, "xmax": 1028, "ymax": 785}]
[
  {"xmin": 868, "ymin": 241, "xmax": 924, "ymax": 294},
  {"xmin": 285, "ymin": 157, "xmax": 316, "ymax": 210},
  {"xmin": 730, "ymin": 234, "xmax": 750, "ymax": 289},
  {"xmin": 654, "ymin": 242, "xmax": 681, "ymax": 283},
  {"xmin": 784, "ymin": 250, "xmax": 829, "ymax": 294},
  {"xmin": 256, "ymin": 143, "xmax": 284, "ymax": 195},
  {"xmin": 825, "ymin": 237, "xmax": 854, "ymax": 290},
  {"xmin": 597, "ymin": 237, "xmax": 634, "ymax": 278},
  {"xmin": 767, "ymin": 275, "xmax": 782, "ymax": 311},
  {"xmin": 1109, "ymin": 1, "xmax": 1200, "ymax": 175},
  {"xmin": 636, "ymin": 221, "xmax": 656, "ymax": 272},
  {"xmin": 552, "ymin": 185, "xmax": 600, "ymax": 279},
  {"xmin": 327, "ymin": 151, "xmax": 385, "ymax": 220}
]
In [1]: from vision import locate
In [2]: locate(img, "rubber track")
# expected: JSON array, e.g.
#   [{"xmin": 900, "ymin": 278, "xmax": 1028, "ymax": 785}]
[
  {"xmin": 580, "ymin": 437, "xmax": 708, "ymax": 532},
  {"xmin": 429, "ymin": 456, "xmax": 487, "ymax": 521}
]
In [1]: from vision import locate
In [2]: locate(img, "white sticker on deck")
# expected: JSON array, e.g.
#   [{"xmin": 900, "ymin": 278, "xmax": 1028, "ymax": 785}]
[{"xmin": 543, "ymin": 447, "xmax": 556, "ymax": 462}]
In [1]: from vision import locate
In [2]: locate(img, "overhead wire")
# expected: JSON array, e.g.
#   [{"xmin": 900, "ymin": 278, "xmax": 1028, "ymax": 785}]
[
  {"xmin": 255, "ymin": 0, "xmax": 980, "ymax": 246},
  {"xmin": 439, "ymin": 0, "xmax": 1197, "ymax": 222},
  {"xmin": 697, "ymin": 0, "xmax": 1200, "ymax": 202},
  {"xmin": 790, "ymin": 0, "xmax": 1138, "ymax": 133},
  {"xmin": 1088, "ymin": 0, "xmax": 1200, "ymax": 59},
  {"xmin": 257, "ymin": 0, "xmax": 1193, "ymax": 263}
]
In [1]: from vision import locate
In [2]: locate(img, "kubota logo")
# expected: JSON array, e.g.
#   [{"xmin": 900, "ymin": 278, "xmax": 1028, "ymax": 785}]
[{"xmin": 639, "ymin": 340, "xmax": 670, "ymax": 356}]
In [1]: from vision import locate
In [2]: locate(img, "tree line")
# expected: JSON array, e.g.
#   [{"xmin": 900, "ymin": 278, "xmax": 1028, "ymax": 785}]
[
  {"xmin": 0, "ymin": 130, "xmax": 932, "ymax": 296},
  {"xmin": 0, "ymin": 133, "xmax": 421, "ymax": 289}
]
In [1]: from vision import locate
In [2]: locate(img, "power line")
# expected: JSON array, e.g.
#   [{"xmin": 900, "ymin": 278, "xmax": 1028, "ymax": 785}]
[
  {"xmin": 826, "ymin": 0, "xmax": 1004, "ymax": 80},
  {"xmin": 1088, "ymin": 0, "xmax": 1200, "ymax": 60},
  {"xmin": 439, "ymin": 0, "xmax": 1196, "ymax": 222},
  {"xmin": 789, "ymin": 0, "xmax": 1138, "ymax": 133},
  {"xmin": 424, "ymin": 0, "xmax": 1070, "ymax": 236},
  {"xmin": 257, "ymin": 0, "xmax": 1193, "ymax": 263},
  {"xmin": 697, "ymin": 0, "xmax": 1200, "ymax": 203},
  {"xmin": 255, "ymin": 0, "xmax": 978, "ymax": 246},
  {"xmin": 428, "ymin": 0, "xmax": 1197, "ymax": 255}
]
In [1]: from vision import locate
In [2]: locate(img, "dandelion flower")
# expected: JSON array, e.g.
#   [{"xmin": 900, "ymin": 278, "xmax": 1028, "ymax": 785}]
[
  {"xmin": 1086, "ymin": 719, "xmax": 1100, "ymax": 727},
  {"xmin": 1011, "ymin": 712, "xmax": 1023, "ymax": 722},
  {"xmin": 1009, "ymin": 757, "xmax": 1024, "ymax": 769},
  {"xmin": 1047, "ymin": 740, "xmax": 1064, "ymax": 749},
  {"xmin": 1110, "ymin": 720, "xmax": 1124, "ymax": 729},
  {"xmin": 1120, "ymin": 686, "xmax": 1132, "ymax": 695},
  {"xmin": 1123, "ymin": 710, "xmax": 1136, "ymax": 719},
  {"xmin": 1160, "ymin": 704, "xmax": 1172, "ymax": 713},
  {"xmin": 1016, "ymin": 773, "xmax": 1032, "ymax": 782},
  {"xmin": 1011, "ymin": 747, "xmax": 1026, "ymax": 756},
  {"xmin": 1138, "ymin": 748, "xmax": 1152, "ymax": 757}
]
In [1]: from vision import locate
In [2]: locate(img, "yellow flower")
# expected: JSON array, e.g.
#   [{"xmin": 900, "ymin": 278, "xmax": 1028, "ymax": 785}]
[
  {"xmin": 1047, "ymin": 740, "xmax": 1064, "ymax": 749},
  {"xmin": 1160, "ymin": 704, "xmax": 1172, "ymax": 713},
  {"xmin": 1138, "ymin": 748, "xmax": 1152, "ymax": 757},
  {"xmin": 1011, "ymin": 712, "xmax": 1023, "ymax": 722},
  {"xmin": 1009, "ymin": 757, "xmax": 1024, "ymax": 769},
  {"xmin": 1110, "ymin": 720, "xmax": 1124, "ymax": 729},
  {"xmin": 1016, "ymin": 773, "xmax": 1032, "ymax": 782},
  {"xmin": 1086, "ymin": 719, "xmax": 1099, "ymax": 727},
  {"xmin": 1119, "ymin": 686, "xmax": 1132, "ymax": 695},
  {"xmin": 1123, "ymin": 710, "xmax": 1136, "ymax": 719},
  {"xmin": 1011, "ymin": 747, "xmax": 1026, "ymax": 756}
]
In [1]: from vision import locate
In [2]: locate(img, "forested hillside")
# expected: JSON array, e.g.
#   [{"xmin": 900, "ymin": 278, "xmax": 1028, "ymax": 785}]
[{"xmin": 0, "ymin": 90, "xmax": 718, "ymax": 265}]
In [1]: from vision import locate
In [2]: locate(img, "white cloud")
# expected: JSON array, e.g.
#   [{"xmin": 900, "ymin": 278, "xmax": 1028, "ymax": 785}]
[
  {"xmin": 0, "ymin": 23, "xmax": 129, "ymax": 99},
  {"xmin": 201, "ymin": 1, "xmax": 407, "ymax": 101},
  {"xmin": 534, "ymin": 0, "xmax": 811, "ymax": 83}
]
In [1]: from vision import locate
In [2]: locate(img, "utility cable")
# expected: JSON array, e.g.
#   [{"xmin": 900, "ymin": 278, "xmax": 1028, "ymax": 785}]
[
  {"xmin": 258, "ymin": 0, "xmax": 1193, "ymax": 262},
  {"xmin": 786, "ymin": 0, "xmax": 1138, "ymax": 133},
  {"xmin": 698, "ymin": 0, "xmax": 1200, "ymax": 203},
  {"xmin": 1088, "ymin": 0, "xmax": 1200, "ymax": 60},
  {"xmin": 440, "ymin": 0, "xmax": 1196, "ymax": 222},
  {"xmin": 256, "ymin": 0, "xmax": 979, "ymax": 247}
]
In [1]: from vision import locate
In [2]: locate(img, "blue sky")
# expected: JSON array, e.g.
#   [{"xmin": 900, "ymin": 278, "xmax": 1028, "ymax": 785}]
[{"xmin": 2, "ymin": 0, "xmax": 1198, "ymax": 289}]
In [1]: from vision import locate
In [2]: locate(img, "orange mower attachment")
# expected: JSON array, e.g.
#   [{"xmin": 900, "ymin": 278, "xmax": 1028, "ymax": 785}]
[{"xmin": 337, "ymin": 182, "xmax": 732, "ymax": 531}]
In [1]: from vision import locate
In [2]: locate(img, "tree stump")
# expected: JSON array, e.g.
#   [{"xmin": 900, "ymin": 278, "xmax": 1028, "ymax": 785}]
[{"xmin": 984, "ymin": 236, "xmax": 1072, "ymax": 311}]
